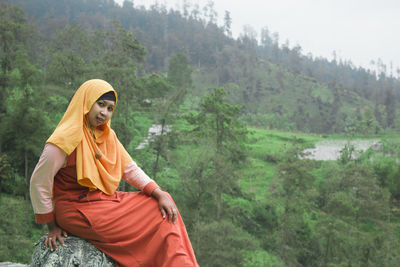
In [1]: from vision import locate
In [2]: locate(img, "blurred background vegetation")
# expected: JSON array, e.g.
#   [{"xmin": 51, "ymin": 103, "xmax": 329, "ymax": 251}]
[{"xmin": 1, "ymin": 0, "xmax": 400, "ymax": 265}]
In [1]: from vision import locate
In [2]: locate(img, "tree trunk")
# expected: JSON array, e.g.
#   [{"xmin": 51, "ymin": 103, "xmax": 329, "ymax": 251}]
[
  {"xmin": 324, "ymin": 233, "xmax": 331, "ymax": 264},
  {"xmin": 356, "ymin": 213, "xmax": 360, "ymax": 267},
  {"xmin": 153, "ymin": 119, "xmax": 166, "ymax": 181},
  {"xmin": 24, "ymin": 150, "xmax": 30, "ymax": 225},
  {"xmin": 0, "ymin": 131, "xmax": 2, "ymax": 155},
  {"xmin": 216, "ymin": 187, "xmax": 221, "ymax": 220},
  {"xmin": 215, "ymin": 113, "xmax": 223, "ymax": 220},
  {"xmin": 214, "ymin": 157, "xmax": 222, "ymax": 221},
  {"xmin": 282, "ymin": 198, "xmax": 290, "ymax": 267},
  {"xmin": 194, "ymin": 191, "xmax": 201, "ymax": 251}
]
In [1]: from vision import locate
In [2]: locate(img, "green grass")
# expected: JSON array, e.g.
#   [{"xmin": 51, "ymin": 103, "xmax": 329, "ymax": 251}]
[
  {"xmin": 237, "ymin": 128, "xmax": 321, "ymax": 201},
  {"xmin": 238, "ymin": 158, "xmax": 274, "ymax": 201},
  {"xmin": 241, "ymin": 127, "xmax": 400, "ymax": 203},
  {"xmin": 0, "ymin": 194, "xmax": 43, "ymax": 264}
]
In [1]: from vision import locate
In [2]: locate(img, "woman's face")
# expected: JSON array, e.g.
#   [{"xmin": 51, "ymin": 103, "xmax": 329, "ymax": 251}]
[{"xmin": 86, "ymin": 99, "xmax": 115, "ymax": 128}]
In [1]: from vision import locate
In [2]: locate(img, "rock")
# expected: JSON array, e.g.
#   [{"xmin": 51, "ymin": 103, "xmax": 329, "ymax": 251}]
[
  {"xmin": 370, "ymin": 143, "xmax": 382, "ymax": 151},
  {"xmin": 0, "ymin": 263, "xmax": 29, "ymax": 267},
  {"xmin": 31, "ymin": 235, "xmax": 115, "ymax": 267}
]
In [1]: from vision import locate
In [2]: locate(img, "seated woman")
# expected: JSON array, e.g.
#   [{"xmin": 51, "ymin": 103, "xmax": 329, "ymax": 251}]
[{"xmin": 30, "ymin": 79, "xmax": 198, "ymax": 267}]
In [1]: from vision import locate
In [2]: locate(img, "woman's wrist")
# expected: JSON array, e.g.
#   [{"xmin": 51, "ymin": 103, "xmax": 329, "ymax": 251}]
[
  {"xmin": 151, "ymin": 187, "xmax": 165, "ymax": 200},
  {"xmin": 47, "ymin": 221, "xmax": 57, "ymax": 231}
]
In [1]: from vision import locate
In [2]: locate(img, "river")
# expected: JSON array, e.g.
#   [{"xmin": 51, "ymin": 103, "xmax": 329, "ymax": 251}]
[
  {"xmin": 137, "ymin": 125, "xmax": 381, "ymax": 161},
  {"xmin": 135, "ymin": 124, "xmax": 171, "ymax": 149},
  {"xmin": 302, "ymin": 139, "xmax": 381, "ymax": 161}
]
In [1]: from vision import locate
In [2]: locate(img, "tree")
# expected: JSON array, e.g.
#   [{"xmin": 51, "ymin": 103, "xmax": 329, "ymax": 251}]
[
  {"xmin": 194, "ymin": 220, "xmax": 258, "ymax": 267},
  {"xmin": 0, "ymin": 1, "xmax": 33, "ymax": 154},
  {"xmin": 97, "ymin": 20, "xmax": 146, "ymax": 148},
  {"xmin": 2, "ymin": 84, "xmax": 51, "ymax": 222},
  {"xmin": 174, "ymin": 87, "xmax": 248, "ymax": 263},
  {"xmin": 223, "ymin": 10, "xmax": 232, "ymax": 37},
  {"xmin": 361, "ymin": 108, "xmax": 380, "ymax": 136},
  {"xmin": 384, "ymin": 86, "xmax": 396, "ymax": 128},
  {"xmin": 260, "ymin": 26, "xmax": 273, "ymax": 57},
  {"xmin": 175, "ymin": 144, "xmax": 218, "ymax": 232},
  {"xmin": 274, "ymin": 147, "xmax": 319, "ymax": 266},
  {"xmin": 315, "ymin": 157, "xmax": 391, "ymax": 266},
  {"xmin": 202, "ymin": 0, "xmax": 217, "ymax": 25},
  {"xmin": 142, "ymin": 85, "xmax": 252, "ymax": 266},
  {"xmin": 151, "ymin": 53, "xmax": 192, "ymax": 179},
  {"xmin": 167, "ymin": 52, "xmax": 192, "ymax": 91},
  {"xmin": 0, "ymin": 44, "xmax": 51, "ymax": 227},
  {"xmin": 190, "ymin": 87, "xmax": 247, "ymax": 219},
  {"xmin": 0, "ymin": 153, "xmax": 23, "ymax": 195},
  {"xmin": 45, "ymin": 24, "xmax": 91, "ymax": 90}
]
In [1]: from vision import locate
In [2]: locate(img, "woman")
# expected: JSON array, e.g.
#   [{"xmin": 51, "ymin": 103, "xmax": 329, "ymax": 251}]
[{"xmin": 30, "ymin": 79, "xmax": 198, "ymax": 267}]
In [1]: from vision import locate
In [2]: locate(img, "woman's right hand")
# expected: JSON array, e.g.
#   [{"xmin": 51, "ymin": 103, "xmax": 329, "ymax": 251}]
[
  {"xmin": 45, "ymin": 221, "xmax": 68, "ymax": 251},
  {"xmin": 152, "ymin": 188, "xmax": 178, "ymax": 224}
]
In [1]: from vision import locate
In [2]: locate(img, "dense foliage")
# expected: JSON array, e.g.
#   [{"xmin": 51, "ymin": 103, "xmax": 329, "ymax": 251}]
[
  {"xmin": 8, "ymin": 0, "xmax": 400, "ymax": 134},
  {"xmin": 1, "ymin": 0, "xmax": 400, "ymax": 266}
]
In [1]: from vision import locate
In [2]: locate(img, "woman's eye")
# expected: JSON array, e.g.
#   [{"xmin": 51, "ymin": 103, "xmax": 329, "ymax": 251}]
[
  {"xmin": 97, "ymin": 101, "xmax": 104, "ymax": 107},
  {"xmin": 108, "ymin": 107, "xmax": 114, "ymax": 112}
]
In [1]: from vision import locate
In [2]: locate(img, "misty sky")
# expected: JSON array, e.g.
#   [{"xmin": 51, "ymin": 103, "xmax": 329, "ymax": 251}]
[{"xmin": 117, "ymin": 0, "xmax": 400, "ymax": 75}]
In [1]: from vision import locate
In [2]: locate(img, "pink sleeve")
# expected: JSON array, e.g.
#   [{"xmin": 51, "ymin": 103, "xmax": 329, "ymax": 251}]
[
  {"xmin": 30, "ymin": 143, "xmax": 67, "ymax": 223},
  {"xmin": 123, "ymin": 161, "xmax": 159, "ymax": 195}
]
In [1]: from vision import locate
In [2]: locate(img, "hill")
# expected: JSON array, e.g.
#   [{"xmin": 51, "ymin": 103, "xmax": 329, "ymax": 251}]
[
  {"xmin": 2, "ymin": 2, "xmax": 400, "ymax": 264},
  {"xmin": 9, "ymin": 0, "xmax": 400, "ymax": 133}
]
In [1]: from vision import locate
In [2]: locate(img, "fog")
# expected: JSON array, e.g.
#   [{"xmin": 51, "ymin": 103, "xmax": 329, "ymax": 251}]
[{"xmin": 121, "ymin": 0, "xmax": 400, "ymax": 75}]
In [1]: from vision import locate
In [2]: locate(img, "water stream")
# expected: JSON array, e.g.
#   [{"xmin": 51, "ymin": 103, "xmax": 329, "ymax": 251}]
[
  {"xmin": 137, "ymin": 125, "xmax": 381, "ymax": 161},
  {"xmin": 135, "ymin": 124, "xmax": 171, "ymax": 149},
  {"xmin": 302, "ymin": 139, "xmax": 381, "ymax": 161}
]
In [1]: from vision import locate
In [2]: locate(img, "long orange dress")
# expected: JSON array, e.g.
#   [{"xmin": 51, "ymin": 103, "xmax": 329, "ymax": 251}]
[
  {"xmin": 53, "ymin": 150, "xmax": 198, "ymax": 267},
  {"xmin": 30, "ymin": 79, "xmax": 198, "ymax": 266}
]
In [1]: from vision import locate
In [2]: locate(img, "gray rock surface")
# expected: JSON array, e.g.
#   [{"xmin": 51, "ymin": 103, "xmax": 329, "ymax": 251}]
[
  {"xmin": 31, "ymin": 235, "xmax": 115, "ymax": 267},
  {"xmin": 0, "ymin": 263, "xmax": 29, "ymax": 267}
]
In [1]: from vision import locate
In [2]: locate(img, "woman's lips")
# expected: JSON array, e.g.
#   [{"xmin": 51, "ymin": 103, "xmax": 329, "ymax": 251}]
[{"xmin": 96, "ymin": 117, "xmax": 105, "ymax": 124}]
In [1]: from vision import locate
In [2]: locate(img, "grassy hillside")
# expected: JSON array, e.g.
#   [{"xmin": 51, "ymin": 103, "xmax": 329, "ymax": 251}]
[
  {"xmin": 193, "ymin": 57, "xmax": 376, "ymax": 133},
  {"xmin": 0, "ymin": 194, "xmax": 42, "ymax": 263},
  {"xmin": 238, "ymin": 128, "xmax": 319, "ymax": 198},
  {"xmin": 3, "ymin": 123, "xmax": 400, "ymax": 265},
  {"xmin": 2, "ymin": 1, "xmax": 400, "ymax": 265},
  {"xmin": 9, "ymin": 0, "xmax": 400, "ymax": 134}
]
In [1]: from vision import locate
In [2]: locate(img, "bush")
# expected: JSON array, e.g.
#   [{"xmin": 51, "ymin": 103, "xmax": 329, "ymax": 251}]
[
  {"xmin": 0, "ymin": 194, "xmax": 42, "ymax": 263},
  {"xmin": 193, "ymin": 220, "xmax": 259, "ymax": 267},
  {"xmin": 0, "ymin": 154, "xmax": 25, "ymax": 196}
]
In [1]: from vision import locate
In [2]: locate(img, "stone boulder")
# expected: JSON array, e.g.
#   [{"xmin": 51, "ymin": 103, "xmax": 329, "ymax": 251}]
[
  {"xmin": 0, "ymin": 263, "xmax": 29, "ymax": 267},
  {"xmin": 31, "ymin": 235, "xmax": 115, "ymax": 267}
]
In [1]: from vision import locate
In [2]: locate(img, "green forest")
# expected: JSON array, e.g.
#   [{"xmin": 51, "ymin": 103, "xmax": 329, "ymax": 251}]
[{"xmin": 1, "ymin": 0, "xmax": 400, "ymax": 266}]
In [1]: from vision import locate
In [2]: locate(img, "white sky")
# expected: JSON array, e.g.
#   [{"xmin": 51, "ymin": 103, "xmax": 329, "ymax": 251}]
[{"xmin": 117, "ymin": 0, "xmax": 400, "ymax": 75}]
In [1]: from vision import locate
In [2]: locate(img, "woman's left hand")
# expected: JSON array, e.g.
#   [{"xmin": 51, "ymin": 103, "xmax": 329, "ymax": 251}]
[{"xmin": 152, "ymin": 188, "xmax": 177, "ymax": 224}]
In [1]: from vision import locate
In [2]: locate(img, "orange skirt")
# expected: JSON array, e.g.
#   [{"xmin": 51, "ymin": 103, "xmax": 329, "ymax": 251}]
[{"xmin": 55, "ymin": 189, "xmax": 198, "ymax": 267}]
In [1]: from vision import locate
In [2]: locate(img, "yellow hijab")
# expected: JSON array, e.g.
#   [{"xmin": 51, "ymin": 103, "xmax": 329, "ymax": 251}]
[{"xmin": 47, "ymin": 79, "xmax": 132, "ymax": 195}]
